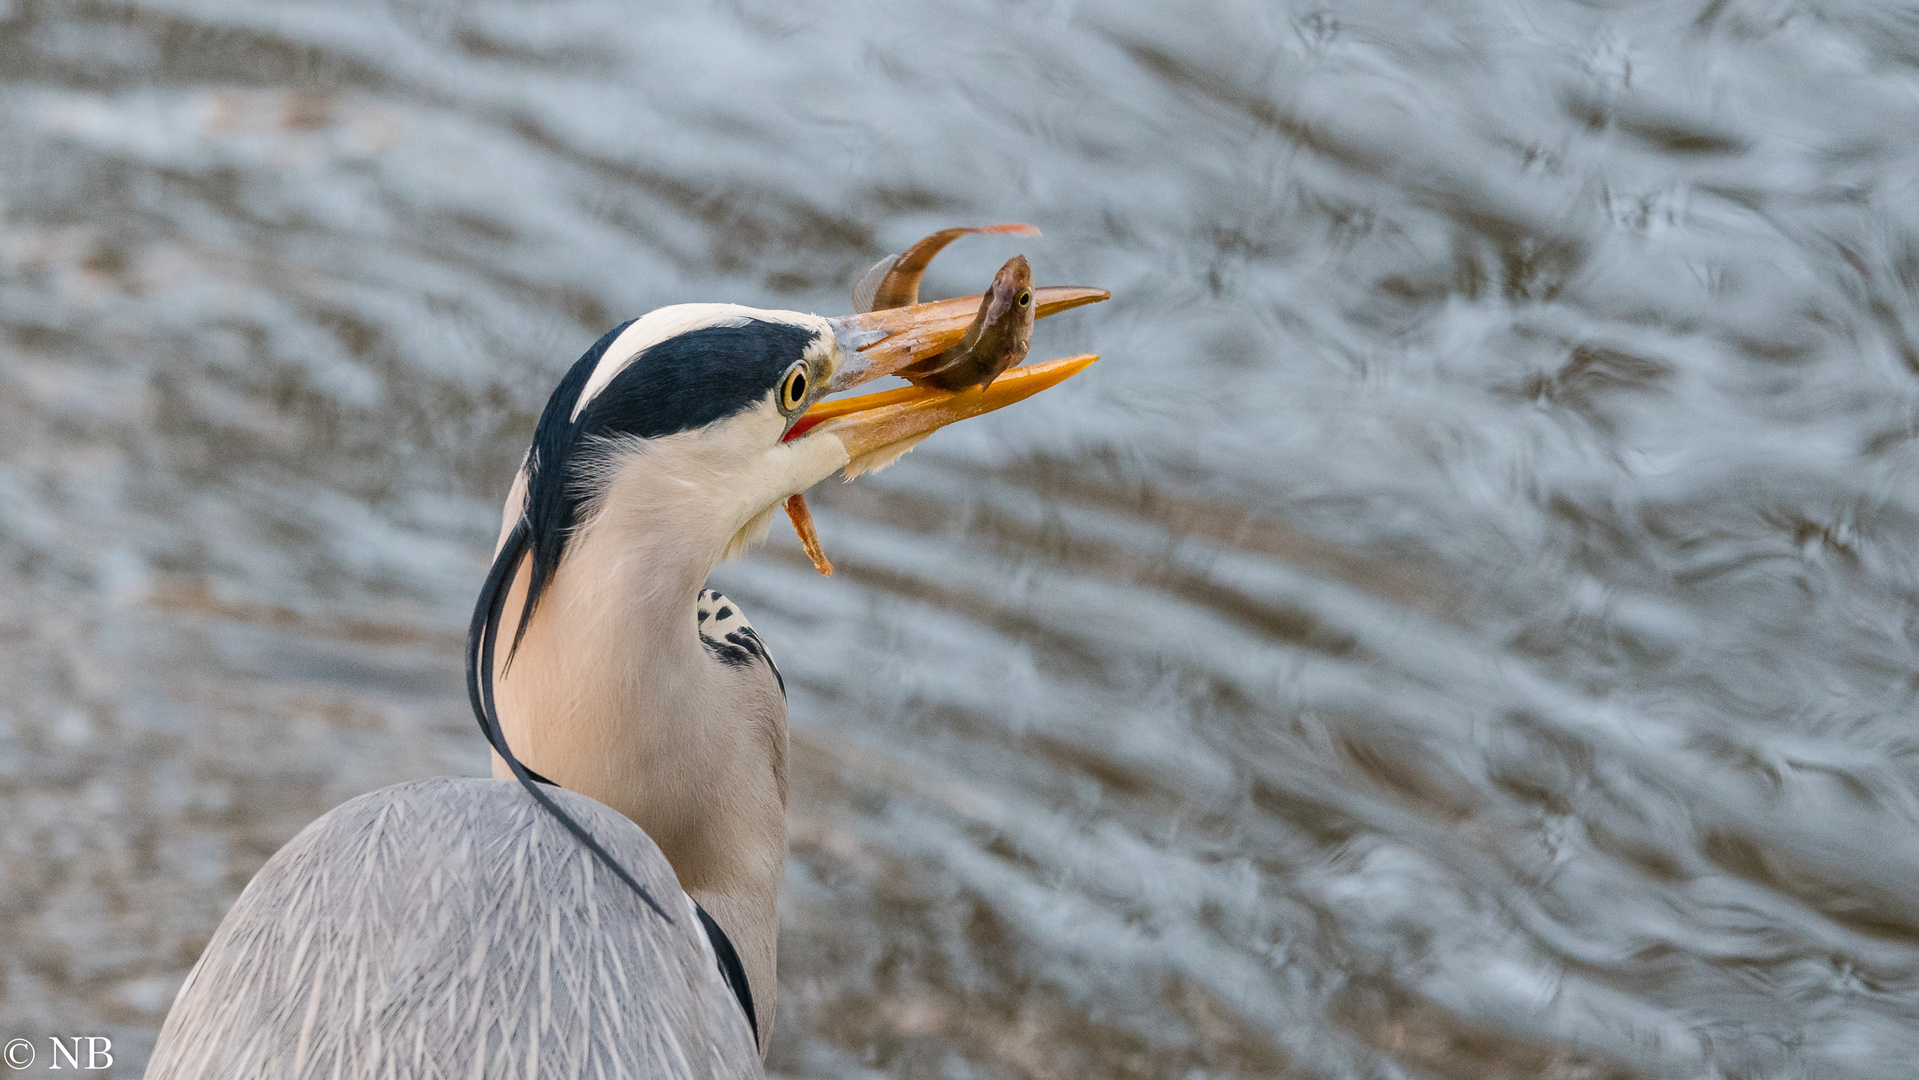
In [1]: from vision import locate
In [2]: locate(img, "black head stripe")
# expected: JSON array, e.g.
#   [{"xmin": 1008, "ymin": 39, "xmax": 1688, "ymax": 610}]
[
  {"xmin": 579, "ymin": 320, "xmax": 815, "ymax": 440},
  {"xmin": 510, "ymin": 318, "xmax": 818, "ymax": 658},
  {"xmin": 510, "ymin": 319, "xmax": 637, "ymax": 660}
]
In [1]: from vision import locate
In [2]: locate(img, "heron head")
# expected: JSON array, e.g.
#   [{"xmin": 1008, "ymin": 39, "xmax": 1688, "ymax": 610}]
[{"xmin": 507, "ymin": 299, "xmax": 1095, "ymax": 639}]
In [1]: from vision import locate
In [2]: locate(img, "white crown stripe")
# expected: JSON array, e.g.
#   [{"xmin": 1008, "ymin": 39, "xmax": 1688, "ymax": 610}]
[{"xmin": 569, "ymin": 304, "xmax": 829, "ymax": 423}]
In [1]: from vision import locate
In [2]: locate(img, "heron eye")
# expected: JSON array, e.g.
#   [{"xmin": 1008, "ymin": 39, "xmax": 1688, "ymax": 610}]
[
  {"xmin": 1016, "ymin": 289, "xmax": 1032, "ymax": 308},
  {"xmin": 780, "ymin": 365, "xmax": 809, "ymax": 413}
]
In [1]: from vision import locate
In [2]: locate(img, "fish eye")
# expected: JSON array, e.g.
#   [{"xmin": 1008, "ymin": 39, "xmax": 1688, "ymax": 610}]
[
  {"xmin": 779, "ymin": 363, "xmax": 809, "ymax": 414},
  {"xmin": 1016, "ymin": 289, "xmax": 1032, "ymax": 308}
]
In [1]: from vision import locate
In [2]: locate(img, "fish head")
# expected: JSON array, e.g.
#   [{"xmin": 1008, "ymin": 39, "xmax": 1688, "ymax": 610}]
[
  {"xmin": 982, "ymin": 254, "xmax": 1035, "ymax": 329},
  {"xmin": 972, "ymin": 255, "xmax": 1036, "ymax": 376}
]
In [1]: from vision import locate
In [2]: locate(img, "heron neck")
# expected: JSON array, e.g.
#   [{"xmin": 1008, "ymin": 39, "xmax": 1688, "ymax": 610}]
[
  {"xmin": 490, "ymin": 504, "xmax": 716, "ymax": 825},
  {"xmin": 489, "ymin": 450, "xmax": 787, "ymax": 1052}
]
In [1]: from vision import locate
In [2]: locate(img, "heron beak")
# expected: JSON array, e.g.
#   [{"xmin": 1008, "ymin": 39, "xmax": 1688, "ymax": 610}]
[
  {"xmin": 825, "ymin": 285, "xmax": 1108, "ymax": 392},
  {"xmin": 787, "ymin": 352, "xmax": 1098, "ymax": 462}
]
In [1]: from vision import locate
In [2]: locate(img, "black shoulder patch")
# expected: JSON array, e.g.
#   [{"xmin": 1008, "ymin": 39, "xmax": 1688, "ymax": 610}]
[{"xmin": 696, "ymin": 590, "xmax": 784, "ymax": 696}]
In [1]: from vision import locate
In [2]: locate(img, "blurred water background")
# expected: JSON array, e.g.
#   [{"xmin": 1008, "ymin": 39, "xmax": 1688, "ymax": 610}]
[{"xmin": 6, "ymin": 0, "xmax": 1919, "ymax": 1076}]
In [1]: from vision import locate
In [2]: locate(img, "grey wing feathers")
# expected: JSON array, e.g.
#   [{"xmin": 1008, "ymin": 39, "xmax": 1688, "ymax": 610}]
[
  {"xmin": 144, "ymin": 777, "xmax": 760, "ymax": 1080},
  {"xmin": 849, "ymin": 252, "xmax": 900, "ymax": 314}
]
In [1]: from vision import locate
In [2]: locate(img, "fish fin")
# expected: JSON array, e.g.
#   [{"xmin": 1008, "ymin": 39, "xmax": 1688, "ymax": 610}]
[
  {"xmin": 855, "ymin": 224, "xmax": 1042, "ymax": 313},
  {"xmin": 783, "ymin": 493, "xmax": 834, "ymax": 576},
  {"xmin": 850, "ymin": 253, "xmax": 899, "ymax": 314}
]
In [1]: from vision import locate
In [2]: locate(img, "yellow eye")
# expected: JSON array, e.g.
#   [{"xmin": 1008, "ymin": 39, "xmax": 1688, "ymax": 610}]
[
  {"xmin": 1016, "ymin": 289, "xmax": 1032, "ymax": 308},
  {"xmin": 779, "ymin": 364, "xmax": 809, "ymax": 413}
]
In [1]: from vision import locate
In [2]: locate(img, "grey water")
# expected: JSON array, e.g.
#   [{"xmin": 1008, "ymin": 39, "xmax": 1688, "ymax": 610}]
[{"xmin": 5, "ymin": 0, "xmax": 1919, "ymax": 1076}]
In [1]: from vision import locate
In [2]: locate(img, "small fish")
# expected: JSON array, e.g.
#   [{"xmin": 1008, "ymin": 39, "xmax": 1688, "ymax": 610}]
[{"xmin": 896, "ymin": 254, "xmax": 1034, "ymax": 392}]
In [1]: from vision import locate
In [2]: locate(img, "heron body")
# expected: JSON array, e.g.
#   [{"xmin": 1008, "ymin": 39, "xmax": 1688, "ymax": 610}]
[
  {"xmin": 144, "ymin": 778, "xmax": 759, "ymax": 1079},
  {"xmin": 146, "ymin": 289, "xmax": 1105, "ymax": 1078}
]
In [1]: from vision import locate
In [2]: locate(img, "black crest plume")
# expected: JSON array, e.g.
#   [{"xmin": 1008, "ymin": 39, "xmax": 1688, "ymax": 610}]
[
  {"xmin": 510, "ymin": 319, "xmax": 636, "ymax": 663},
  {"xmin": 463, "ymin": 320, "xmax": 659, "ymax": 923}
]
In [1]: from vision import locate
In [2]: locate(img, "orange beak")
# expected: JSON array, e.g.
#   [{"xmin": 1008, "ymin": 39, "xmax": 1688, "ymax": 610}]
[{"xmin": 787, "ymin": 353, "xmax": 1098, "ymax": 457}]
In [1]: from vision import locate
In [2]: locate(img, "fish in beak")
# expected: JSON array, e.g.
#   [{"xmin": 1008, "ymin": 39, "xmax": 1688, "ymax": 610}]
[{"xmin": 773, "ymin": 270, "xmax": 1110, "ymax": 575}]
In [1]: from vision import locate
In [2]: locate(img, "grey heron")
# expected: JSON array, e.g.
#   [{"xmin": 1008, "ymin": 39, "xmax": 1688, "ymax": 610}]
[{"xmin": 143, "ymin": 281, "xmax": 1106, "ymax": 1078}]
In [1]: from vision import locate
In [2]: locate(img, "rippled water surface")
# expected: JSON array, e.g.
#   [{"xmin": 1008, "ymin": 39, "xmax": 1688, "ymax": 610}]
[{"xmin": 7, "ymin": 1, "xmax": 1919, "ymax": 1076}]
